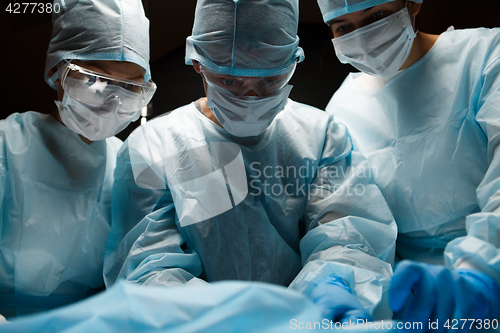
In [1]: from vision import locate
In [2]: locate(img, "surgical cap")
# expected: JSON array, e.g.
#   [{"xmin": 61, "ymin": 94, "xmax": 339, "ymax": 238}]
[
  {"xmin": 317, "ymin": 0, "xmax": 423, "ymax": 24},
  {"xmin": 44, "ymin": 0, "xmax": 151, "ymax": 90},
  {"xmin": 185, "ymin": 0, "xmax": 305, "ymax": 77}
]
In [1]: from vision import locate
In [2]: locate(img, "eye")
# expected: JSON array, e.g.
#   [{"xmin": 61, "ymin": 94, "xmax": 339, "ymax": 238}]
[
  {"xmin": 103, "ymin": 80, "xmax": 131, "ymax": 90},
  {"xmin": 337, "ymin": 24, "xmax": 351, "ymax": 33},
  {"xmin": 118, "ymin": 82, "xmax": 134, "ymax": 90},
  {"xmin": 222, "ymin": 79, "xmax": 235, "ymax": 87},
  {"xmin": 264, "ymin": 79, "xmax": 278, "ymax": 86},
  {"xmin": 333, "ymin": 23, "xmax": 355, "ymax": 37},
  {"xmin": 85, "ymin": 75, "xmax": 97, "ymax": 86},
  {"xmin": 372, "ymin": 10, "xmax": 386, "ymax": 19}
]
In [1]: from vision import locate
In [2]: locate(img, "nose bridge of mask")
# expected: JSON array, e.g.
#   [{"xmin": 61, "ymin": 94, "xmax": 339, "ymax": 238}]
[
  {"xmin": 73, "ymin": 93, "xmax": 123, "ymax": 123},
  {"xmin": 239, "ymin": 78, "xmax": 261, "ymax": 96},
  {"xmin": 102, "ymin": 94, "xmax": 123, "ymax": 115},
  {"xmin": 206, "ymin": 81, "xmax": 251, "ymax": 121}
]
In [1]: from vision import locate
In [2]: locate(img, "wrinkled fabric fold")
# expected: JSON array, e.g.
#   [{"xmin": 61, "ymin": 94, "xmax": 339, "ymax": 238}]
[
  {"xmin": 0, "ymin": 112, "xmax": 121, "ymax": 317},
  {"xmin": 104, "ymin": 100, "xmax": 397, "ymax": 318},
  {"xmin": 326, "ymin": 28, "xmax": 500, "ymax": 279}
]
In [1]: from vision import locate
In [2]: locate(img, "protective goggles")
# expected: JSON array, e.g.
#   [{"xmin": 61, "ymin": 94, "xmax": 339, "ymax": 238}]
[
  {"xmin": 199, "ymin": 63, "xmax": 296, "ymax": 98},
  {"xmin": 59, "ymin": 62, "xmax": 157, "ymax": 113}
]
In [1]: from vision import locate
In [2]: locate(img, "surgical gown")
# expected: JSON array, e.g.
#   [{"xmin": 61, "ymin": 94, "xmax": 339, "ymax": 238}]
[
  {"xmin": 104, "ymin": 99, "xmax": 397, "ymax": 318},
  {"xmin": 0, "ymin": 111, "xmax": 121, "ymax": 317},
  {"xmin": 326, "ymin": 28, "xmax": 500, "ymax": 280}
]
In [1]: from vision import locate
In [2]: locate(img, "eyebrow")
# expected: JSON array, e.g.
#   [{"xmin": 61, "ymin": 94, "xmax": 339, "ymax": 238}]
[
  {"xmin": 82, "ymin": 61, "xmax": 110, "ymax": 74},
  {"xmin": 79, "ymin": 61, "xmax": 145, "ymax": 81},
  {"xmin": 128, "ymin": 74, "xmax": 146, "ymax": 80},
  {"xmin": 328, "ymin": 7, "xmax": 374, "ymax": 25}
]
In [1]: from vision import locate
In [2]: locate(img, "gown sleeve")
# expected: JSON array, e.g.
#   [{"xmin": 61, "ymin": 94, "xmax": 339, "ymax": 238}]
[
  {"xmin": 445, "ymin": 37, "xmax": 500, "ymax": 284},
  {"xmin": 289, "ymin": 116, "xmax": 398, "ymax": 319},
  {"xmin": 103, "ymin": 129, "xmax": 206, "ymax": 288}
]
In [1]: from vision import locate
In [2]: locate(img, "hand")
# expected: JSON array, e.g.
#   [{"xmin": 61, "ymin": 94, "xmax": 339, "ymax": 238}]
[
  {"xmin": 389, "ymin": 260, "xmax": 500, "ymax": 332},
  {"xmin": 310, "ymin": 274, "xmax": 374, "ymax": 323}
]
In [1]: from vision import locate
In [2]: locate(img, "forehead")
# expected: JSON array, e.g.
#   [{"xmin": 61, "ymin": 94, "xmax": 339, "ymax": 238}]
[
  {"xmin": 320, "ymin": 0, "xmax": 399, "ymax": 21},
  {"xmin": 71, "ymin": 60, "xmax": 146, "ymax": 81},
  {"xmin": 328, "ymin": 0, "xmax": 403, "ymax": 25}
]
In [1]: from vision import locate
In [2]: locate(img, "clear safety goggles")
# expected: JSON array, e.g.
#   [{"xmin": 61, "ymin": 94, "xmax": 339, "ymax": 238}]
[
  {"xmin": 199, "ymin": 63, "xmax": 296, "ymax": 98},
  {"xmin": 59, "ymin": 61, "xmax": 157, "ymax": 113}
]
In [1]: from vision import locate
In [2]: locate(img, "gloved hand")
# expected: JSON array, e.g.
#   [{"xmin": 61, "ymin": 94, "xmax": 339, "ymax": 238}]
[
  {"xmin": 310, "ymin": 274, "xmax": 374, "ymax": 323},
  {"xmin": 389, "ymin": 260, "xmax": 500, "ymax": 332}
]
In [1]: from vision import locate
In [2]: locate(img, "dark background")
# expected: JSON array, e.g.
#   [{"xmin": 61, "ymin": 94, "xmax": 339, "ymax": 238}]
[{"xmin": 1, "ymin": 0, "xmax": 499, "ymax": 141}]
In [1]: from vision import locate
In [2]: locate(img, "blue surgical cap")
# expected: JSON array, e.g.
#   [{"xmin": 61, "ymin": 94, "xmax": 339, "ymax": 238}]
[
  {"xmin": 185, "ymin": 0, "xmax": 305, "ymax": 77},
  {"xmin": 44, "ymin": 0, "xmax": 151, "ymax": 90},
  {"xmin": 317, "ymin": 0, "xmax": 423, "ymax": 24}
]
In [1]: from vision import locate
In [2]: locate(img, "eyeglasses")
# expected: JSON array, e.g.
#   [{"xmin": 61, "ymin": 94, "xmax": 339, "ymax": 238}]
[
  {"xmin": 59, "ymin": 62, "xmax": 157, "ymax": 113},
  {"xmin": 199, "ymin": 63, "xmax": 296, "ymax": 98}
]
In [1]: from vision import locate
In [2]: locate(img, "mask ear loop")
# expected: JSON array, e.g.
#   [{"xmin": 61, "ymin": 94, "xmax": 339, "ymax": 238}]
[
  {"xmin": 405, "ymin": 0, "xmax": 419, "ymax": 35},
  {"xmin": 57, "ymin": 60, "xmax": 73, "ymax": 89}
]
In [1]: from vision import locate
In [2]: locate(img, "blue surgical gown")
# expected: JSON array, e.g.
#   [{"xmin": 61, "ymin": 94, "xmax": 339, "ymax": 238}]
[
  {"xmin": 104, "ymin": 99, "xmax": 397, "ymax": 318},
  {"xmin": 0, "ymin": 280, "xmax": 399, "ymax": 333},
  {"xmin": 0, "ymin": 112, "xmax": 121, "ymax": 317},
  {"xmin": 0, "ymin": 281, "xmax": 325, "ymax": 333},
  {"xmin": 326, "ymin": 28, "xmax": 500, "ymax": 281}
]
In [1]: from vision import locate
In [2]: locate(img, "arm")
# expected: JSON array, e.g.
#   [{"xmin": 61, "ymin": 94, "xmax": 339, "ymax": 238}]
[
  {"xmin": 388, "ymin": 38, "xmax": 500, "ymax": 329},
  {"xmin": 104, "ymin": 131, "xmax": 206, "ymax": 288},
  {"xmin": 445, "ymin": 55, "xmax": 500, "ymax": 283},
  {"xmin": 289, "ymin": 118, "xmax": 397, "ymax": 320}
]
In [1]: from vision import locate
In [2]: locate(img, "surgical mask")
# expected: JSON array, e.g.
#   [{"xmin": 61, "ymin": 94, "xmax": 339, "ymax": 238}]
[
  {"xmin": 55, "ymin": 93, "xmax": 141, "ymax": 141},
  {"xmin": 54, "ymin": 61, "xmax": 155, "ymax": 141},
  {"xmin": 205, "ymin": 81, "xmax": 293, "ymax": 137},
  {"xmin": 332, "ymin": 7, "xmax": 416, "ymax": 77}
]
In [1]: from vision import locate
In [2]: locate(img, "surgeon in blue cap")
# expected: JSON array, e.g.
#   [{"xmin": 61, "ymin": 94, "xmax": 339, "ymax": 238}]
[
  {"xmin": 317, "ymin": 0, "xmax": 500, "ymax": 329},
  {"xmin": 105, "ymin": 0, "xmax": 398, "ymax": 323},
  {"xmin": 0, "ymin": 0, "xmax": 154, "ymax": 319}
]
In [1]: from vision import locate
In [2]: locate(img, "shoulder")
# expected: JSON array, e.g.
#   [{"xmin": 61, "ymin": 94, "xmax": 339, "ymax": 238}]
[
  {"xmin": 119, "ymin": 103, "xmax": 198, "ymax": 157},
  {"xmin": 435, "ymin": 28, "xmax": 500, "ymax": 80},
  {"xmin": 0, "ymin": 111, "xmax": 35, "ymax": 131},
  {"xmin": 442, "ymin": 27, "xmax": 500, "ymax": 43},
  {"xmin": 283, "ymin": 99, "xmax": 330, "ymax": 118},
  {"xmin": 277, "ymin": 100, "xmax": 352, "ymax": 161},
  {"xmin": 438, "ymin": 28, "xmax": 500, "ymax": 60},
  {"xmin": 105, "ymin": 136, "xmax": 123, "ymax": 154},
  {"xmin": 0, "ymin": 111, "xmax": 55, "ymax": 142},
  {"xmin": 136, "ymin": 103, "xmax": 197, "ymax": 134},
  {"xmin": 276, "ymin": 99, "xmax": 333, "ymax": 131}
]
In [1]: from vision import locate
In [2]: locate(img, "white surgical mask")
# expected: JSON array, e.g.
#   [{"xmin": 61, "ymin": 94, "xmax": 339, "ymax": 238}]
[
  {"xmin": 55, "ymin": 93, "xmax": 140, "ymax": 141},
  {"xmin": 332, "ymin": 7, "xmax": 416, "ymax": 77},
  {"xmin": 205, "ymin": 82, "xmax": 292, "ymax": 137}
]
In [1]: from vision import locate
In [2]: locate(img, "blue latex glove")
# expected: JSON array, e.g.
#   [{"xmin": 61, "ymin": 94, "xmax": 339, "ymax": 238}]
[
  {"xmin": 389, "ymin": 260, "xmax": 500, "ymax": 332},
  {"xmin": 310, "ymin": 274, "xmax": 374, "ymax": 323}
]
